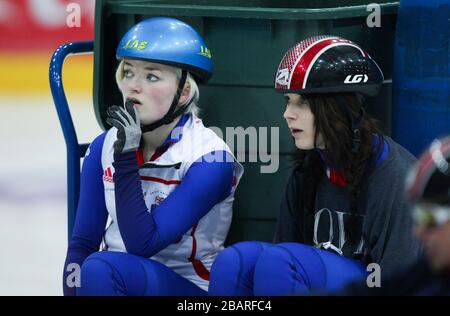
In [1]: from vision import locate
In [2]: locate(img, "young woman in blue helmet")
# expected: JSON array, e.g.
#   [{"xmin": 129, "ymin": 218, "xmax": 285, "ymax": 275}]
[
  {"xmin": 209, "ymin": 36, "xmax": 421, "ymax": 296},
  {"xmin": 62, "ymin": 17, "xmax": 243, "ymax": 296}
]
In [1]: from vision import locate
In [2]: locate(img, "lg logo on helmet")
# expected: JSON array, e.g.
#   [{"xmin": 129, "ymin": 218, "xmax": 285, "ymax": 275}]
[{"xmin": 344, "ymin": 74, "xmax": 369, "ymax": 84}]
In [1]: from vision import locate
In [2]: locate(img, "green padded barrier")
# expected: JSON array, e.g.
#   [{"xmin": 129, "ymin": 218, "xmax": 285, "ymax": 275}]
[{"xmin": 93, "ymin": 0, "xmax": 398, "ymax": 244}]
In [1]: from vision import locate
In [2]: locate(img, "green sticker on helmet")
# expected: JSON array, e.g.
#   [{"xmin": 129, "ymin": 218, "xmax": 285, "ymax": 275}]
[
  {"xmin": 124, "ymin": 39, "xmax": 148, "ymax": 50},
  {"xmin": 199, "ymin": 46, "xmax": 211, "ymax": 59}
]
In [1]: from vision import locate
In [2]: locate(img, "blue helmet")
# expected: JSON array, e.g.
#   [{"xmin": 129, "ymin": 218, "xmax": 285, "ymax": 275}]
[{"xmin": 116, "ymin": 17, "xmax": 213, "ymax": 82}]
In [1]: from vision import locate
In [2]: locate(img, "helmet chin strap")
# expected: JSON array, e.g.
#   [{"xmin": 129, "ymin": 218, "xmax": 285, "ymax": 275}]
[
  {"xmin": 335, "ymin": 94, "xmax": 365, "ymax": 153},
  {"xmin": 140, "ymin": 70, "xmax": 190, "ymax": 133}
]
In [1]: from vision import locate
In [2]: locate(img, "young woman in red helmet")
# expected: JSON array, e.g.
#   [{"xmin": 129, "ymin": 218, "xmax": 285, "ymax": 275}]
[{"xmin": 209, "ymin": 36, "xmax": 421, "ymax": 296}]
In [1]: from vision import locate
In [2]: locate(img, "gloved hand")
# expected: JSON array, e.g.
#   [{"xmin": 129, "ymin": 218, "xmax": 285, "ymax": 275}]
[{"xmin": 106, "ymin": 100, "xmax": 142, "ymax": 154}]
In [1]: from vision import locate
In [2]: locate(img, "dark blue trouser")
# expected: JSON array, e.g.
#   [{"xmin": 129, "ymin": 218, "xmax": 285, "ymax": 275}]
[
  {"xmin": 209, "ymin": 241, "xmax": 367, "ymax": 296},
  {"xmin": 77, "ymin": 251, "xmax": 207, "ymax": 296}
]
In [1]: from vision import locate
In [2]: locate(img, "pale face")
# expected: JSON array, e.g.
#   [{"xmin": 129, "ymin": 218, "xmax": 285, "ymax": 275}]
[
  {"xmin": 283, "ymin": 93, "xmax": 324, "ymax": 150},
  {"xmin": 117, "ymin": 59, "xmax": 188, "ymax": 125},
  {"xmin": 415, "ymin": 220, "xmax": 450, "ymax": 274}
]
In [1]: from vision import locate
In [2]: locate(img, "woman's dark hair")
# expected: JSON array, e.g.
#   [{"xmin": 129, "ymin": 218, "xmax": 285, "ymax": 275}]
[{"xmin": 292, "ymin": 93, "xmax": 384, "ymax": 242}]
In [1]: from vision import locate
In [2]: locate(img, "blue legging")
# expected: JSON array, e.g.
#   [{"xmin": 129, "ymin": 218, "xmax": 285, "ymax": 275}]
[
  {"xmin": 209, "ymin": 241, "xmax": 367, "ymax": 296},
  {"xmin": 77, "ymin": 251, "xmax": 207, "ymax": 296}
]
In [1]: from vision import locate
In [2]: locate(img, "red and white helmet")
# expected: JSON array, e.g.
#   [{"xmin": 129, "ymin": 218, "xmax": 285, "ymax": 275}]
[
  {"xmin": 406, "ymin": 136, "xmax": 450, "ymax": 205},
  {"xmin": 275, "ymin": 36, "xmax": 384, "ymax": 97}
]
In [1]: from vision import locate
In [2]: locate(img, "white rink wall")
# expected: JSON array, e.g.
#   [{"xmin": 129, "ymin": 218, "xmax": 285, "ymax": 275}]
[{"xmin": 0, "ymin": 93, "xmax": 102, "ymax": 295}]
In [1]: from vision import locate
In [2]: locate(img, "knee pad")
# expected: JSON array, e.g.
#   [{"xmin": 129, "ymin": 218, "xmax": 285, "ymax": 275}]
[
  {"xmin": 209, "ymin": 241, "xmax": 270, "ymax": 296},
  {"xmin": 78, "ymin": 251, "xmax": 146, "ymax": 295},
  {"xmin": 254, "ymin": 243, "xmax": 326, "ymax": 295}
]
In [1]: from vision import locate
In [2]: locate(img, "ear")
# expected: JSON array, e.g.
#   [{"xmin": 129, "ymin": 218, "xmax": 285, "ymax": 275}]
[{"xmin": 179, "ymin": 81, "xmax": 191, "ymax": 105}]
